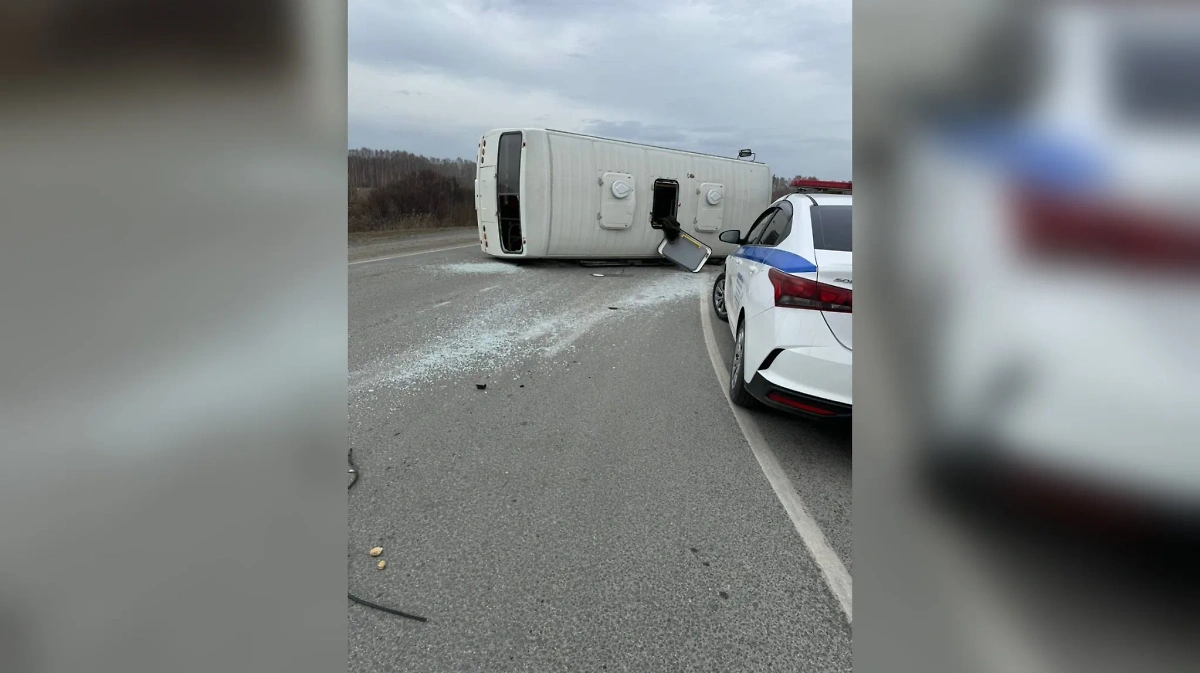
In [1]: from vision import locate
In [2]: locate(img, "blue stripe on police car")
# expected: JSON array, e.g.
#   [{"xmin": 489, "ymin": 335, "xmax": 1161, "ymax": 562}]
[{"xmin": 731, "ymin": 246, "xmax": 817, "ymax": 274}]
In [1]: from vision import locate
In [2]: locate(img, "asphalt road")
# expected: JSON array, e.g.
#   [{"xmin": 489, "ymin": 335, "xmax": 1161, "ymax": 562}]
[{"xmin": 348, "ymin": 237, "xmax": 852, "ymax": 672}]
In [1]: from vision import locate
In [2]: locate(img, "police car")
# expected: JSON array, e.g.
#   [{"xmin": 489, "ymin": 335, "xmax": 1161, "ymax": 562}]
[{"xmin": 712, "ymin": 179, "xmax": 852, "ymax": 418}]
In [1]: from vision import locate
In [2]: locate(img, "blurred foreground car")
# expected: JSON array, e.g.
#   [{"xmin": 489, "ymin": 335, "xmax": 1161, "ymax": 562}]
[
  {"xmin": 717, "ymin": 179, "xmax": 853, "ymax": 418},
  {"xmin": 899, "ymin": 5, "xmax": 1200, "ymax": 532}
]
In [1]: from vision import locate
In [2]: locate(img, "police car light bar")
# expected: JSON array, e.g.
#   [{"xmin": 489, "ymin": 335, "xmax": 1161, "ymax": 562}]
[{"xmin": 791, "ymin": 178, "xmax": 852, "ymax": 193}]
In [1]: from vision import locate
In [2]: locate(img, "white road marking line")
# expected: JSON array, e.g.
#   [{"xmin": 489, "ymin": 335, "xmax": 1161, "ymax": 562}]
[
  {"xmin": 699, "ymin": 288, "xmax": 854, "ymax": 623},
  {"xmin": 348, "ymin": 243, "xmax": 477, "ymax": 266}
]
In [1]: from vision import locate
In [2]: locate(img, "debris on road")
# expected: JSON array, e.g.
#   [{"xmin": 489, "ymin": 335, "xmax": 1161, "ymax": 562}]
[
  {"xmin": 476, "ymin": 383, "xmax": 487, "ymax": 390},
  {"xmin": 592, "ymin": 273, "xmax": 605, "ymax": 277},
  {"xmin": 608, "ymin": 306, "xmax": 619, "ymax": 310},
  {"xmin": 347, "ymin": 447, "xmax": 426, "ymax": 623},
  {"xmin": 370, "ymin": 547, "xmax": 383, "ymax": 557}
]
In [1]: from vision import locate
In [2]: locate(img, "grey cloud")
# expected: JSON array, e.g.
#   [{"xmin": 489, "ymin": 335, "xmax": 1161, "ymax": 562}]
[
  {"xmin": 350, "ymin": 118, "xmax": 485, "ymax": 162},
  {"xmin": 580, "ymin": 120, "xmax": 689, "ymax": 145},
  {"xmin": 485, "ymin": 0, "xmax": 647, "ymax": 19},
  {"xmin": 349, "ymin": 0, "xmax": 851, "ymax": 178}
]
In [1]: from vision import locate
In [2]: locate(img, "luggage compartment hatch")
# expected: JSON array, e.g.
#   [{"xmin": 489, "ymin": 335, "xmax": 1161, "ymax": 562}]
[
  {"xmin": 695, "ymin": 182, "xmax": 725, "ymax": 232},
  {"xmin": 599, "ymin": 172, "xmax": 636, "ymax": 230}
]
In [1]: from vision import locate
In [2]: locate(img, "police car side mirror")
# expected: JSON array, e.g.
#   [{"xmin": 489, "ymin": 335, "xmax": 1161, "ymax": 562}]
[{"xmin": 718, "ymin": 230, "xmax": 742, "ymax": 244}]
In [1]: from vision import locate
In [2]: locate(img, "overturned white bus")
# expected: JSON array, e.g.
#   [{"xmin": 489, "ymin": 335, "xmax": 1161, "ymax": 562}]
[{"xmin": 475, "ymin": 128, "xmax": 771, "ymax": 260}]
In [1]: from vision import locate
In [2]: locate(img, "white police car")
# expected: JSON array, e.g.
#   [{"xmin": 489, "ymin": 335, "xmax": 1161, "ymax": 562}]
[{"xmin": 713, "ymin": 179, "xmax": 852, "ymax": 418}]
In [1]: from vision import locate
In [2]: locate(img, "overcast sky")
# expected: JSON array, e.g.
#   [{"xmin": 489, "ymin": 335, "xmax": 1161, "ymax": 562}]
[{"xmin": 348, "ymin": 0, "xmax": 851, "ymax": 179}]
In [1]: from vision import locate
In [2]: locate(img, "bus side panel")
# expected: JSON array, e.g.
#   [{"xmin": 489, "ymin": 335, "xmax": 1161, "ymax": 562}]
[
  {"xmin": 520, "ymin": 130, "xmax": 552, "ymax": 257},
  {"xmin": 541, "ymin": 130, "xmax": 772, "ymax": 258},
  {"xmin": 591, "ymin": 139, "xmax": 661, "ymax": 255},
  {"xmin": 544, "ymin": 134, "xmax": 682, "ymax": 257},
  {"xmin": 705, "ymin": 158, "xmax": 771, "ymax": 257},
  {"xmin": 545, "ymin": 132, "xmax": 601, "ymax": 257}
]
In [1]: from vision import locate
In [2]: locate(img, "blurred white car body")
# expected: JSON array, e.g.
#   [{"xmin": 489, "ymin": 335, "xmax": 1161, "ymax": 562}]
[{"xmin": 900, "ymin": 5, "xmax": 1200, "ymax": 510}]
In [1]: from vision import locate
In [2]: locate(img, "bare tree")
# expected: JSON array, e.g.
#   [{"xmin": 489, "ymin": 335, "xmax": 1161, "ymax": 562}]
[
  {"xmin": 348, "ymin": 149, "xmax": 475, "ymax": 189},
  {"xmin": 348, "ymin": 151, "xmax": 476, "ymax": 232}
]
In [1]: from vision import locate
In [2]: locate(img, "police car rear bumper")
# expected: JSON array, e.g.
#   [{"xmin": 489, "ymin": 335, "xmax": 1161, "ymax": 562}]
[
  {"xmin": 747, "ymin": 371, "xmax": 852, "ymax": 419},
  {"xmin": 751, "ymin": 338, "xmax": 851, "ymax": 406}
]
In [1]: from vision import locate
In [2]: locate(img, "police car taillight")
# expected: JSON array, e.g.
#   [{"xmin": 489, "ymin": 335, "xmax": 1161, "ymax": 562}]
[
  {"xmin": 769, "ymin": 268, "xmax": 852, "ymax": 312},
  {"xmin": 1015, "ymin": 187, "xmax": 1200, "ymax": 272}
]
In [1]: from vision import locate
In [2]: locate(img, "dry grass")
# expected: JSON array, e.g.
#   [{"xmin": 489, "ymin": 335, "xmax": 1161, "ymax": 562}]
[{"xmin": 348, "ymin": 214, "xmax": 474, "ymax": 232}]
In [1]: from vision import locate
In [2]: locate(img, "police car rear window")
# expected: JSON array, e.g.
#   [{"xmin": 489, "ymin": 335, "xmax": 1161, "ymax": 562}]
[
  {"xmin": 1114, "ymin": 32, "xmax": 1200, "ymax": 125},
  {"xmin": 811, "ymin": 206, "xmax": 851, "ymax": 252}
]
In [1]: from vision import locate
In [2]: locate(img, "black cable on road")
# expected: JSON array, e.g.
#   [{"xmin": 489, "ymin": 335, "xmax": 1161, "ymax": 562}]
[
  {"xmin": 347, "ymin": 591, "xmax": 427, "ymax": 622},
  {"xmin": 348, "ymin": 447, "xmax": 428, "ymax": 623}
]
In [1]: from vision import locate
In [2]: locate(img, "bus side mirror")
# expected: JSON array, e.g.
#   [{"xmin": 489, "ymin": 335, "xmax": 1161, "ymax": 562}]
[{"xmin": 719, "ymin": 230, "xmax": 741, "ymax": 244}]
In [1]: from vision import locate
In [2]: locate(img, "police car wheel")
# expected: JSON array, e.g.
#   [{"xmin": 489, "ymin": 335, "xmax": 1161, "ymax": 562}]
[
  {"xmin": 730, "ymin": 318, "xmax": 755, "ymax": 407},
  {"xmin": 712, "ymin": 273, "xmax": 728, "ymax": 322}
]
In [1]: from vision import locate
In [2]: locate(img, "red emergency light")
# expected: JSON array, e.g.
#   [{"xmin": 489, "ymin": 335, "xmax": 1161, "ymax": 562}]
[{"xmin": 791, "ymin": 178, "xmax": 852, "ymax": 193}]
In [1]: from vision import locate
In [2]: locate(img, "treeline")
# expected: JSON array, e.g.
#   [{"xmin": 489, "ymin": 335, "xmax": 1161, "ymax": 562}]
[
  {"xmin": 348, "ymin": 147, "xmax": 824, "ymax": 232},
  {"xmin": 348, "ymin": 149, "xmax": 476, "ymax": 232},
  {"xmin": 348, "ymin": 148, "xmax": 475, "ymax": 188}
]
